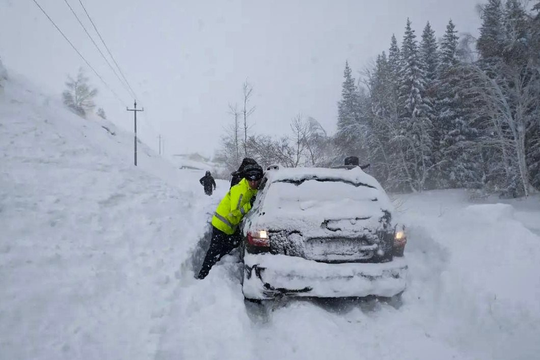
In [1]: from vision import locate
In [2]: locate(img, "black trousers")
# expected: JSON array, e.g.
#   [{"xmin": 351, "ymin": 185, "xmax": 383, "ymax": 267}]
[
  {"xmin": 204, "ymin": 187, "xmax": 213, "ymax": 196},
  {"xmin": 197, "ymin": 227, "xmax": 241, "ymax": 279}
]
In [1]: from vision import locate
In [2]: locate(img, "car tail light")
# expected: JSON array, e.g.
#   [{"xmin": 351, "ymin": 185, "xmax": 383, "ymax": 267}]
[
  {"xmin": 247, "ymin": 230, "xmax": 270, "ymax": 247},
  {"xmin": 393, "ymin": 226, "xmax": 407, "ymax": 257},
  {"xmin": 394, "ymin": 229, "xmax": 407, "ymax": 246}
]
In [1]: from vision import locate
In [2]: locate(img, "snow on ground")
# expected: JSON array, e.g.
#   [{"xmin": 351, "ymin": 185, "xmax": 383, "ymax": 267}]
[
  {"xmin": 396, "ymin": 191, "xmax": 540, "ymax": 360},
  {"xmin": 2, "ymin": 69, "xmax": 540, "ymax": 360},
  {"xmin": 0, "ymin": 71, "xmax": 225, "ymax": 360}
]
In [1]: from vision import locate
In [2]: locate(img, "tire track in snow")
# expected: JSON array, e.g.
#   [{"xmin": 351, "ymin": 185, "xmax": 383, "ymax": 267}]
[{"xmin": 152, "ymin": 201, "xmax": 478, "ymax": 360}]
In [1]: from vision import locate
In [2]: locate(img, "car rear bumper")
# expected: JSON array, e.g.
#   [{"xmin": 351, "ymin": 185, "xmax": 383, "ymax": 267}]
[{"xmin": 242, "ymin": 253, "xmax": 407, "ymax": 300}]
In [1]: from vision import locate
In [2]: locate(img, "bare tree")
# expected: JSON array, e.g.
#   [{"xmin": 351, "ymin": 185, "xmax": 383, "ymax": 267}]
[
  {"xmin": 228, "ymin": 103, "xmax": 241, "ymax": 167},
  {"xmin": 215, "ymin": 131, "xmax": 241, "ymax": 176},
  {"xmin": 457, "ymin": 33, "xmax": 479, "ymax": 64},
  {"xmin": 290, "ymin": 115, "xmax": 309, "ymax": 167},
  {"xmin": 242, "ymin": 81, "xmax": 255, "ymax": 157},
  {"xmin": 245, "ymin": 134, "xmax": 295, "ymax": 168},
  {"xmin": 303, "ymin": 117, "xmax": 333, "ymax": 166},
  {"xmin": 467, "ymin": 62, "xmax": 540, "ymax": 196}
]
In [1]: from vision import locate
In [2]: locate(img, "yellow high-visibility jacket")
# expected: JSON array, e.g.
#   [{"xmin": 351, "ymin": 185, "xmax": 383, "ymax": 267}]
[{"xmin": 212, "ymin": 178, "xmax": 258, "ymax": 235}]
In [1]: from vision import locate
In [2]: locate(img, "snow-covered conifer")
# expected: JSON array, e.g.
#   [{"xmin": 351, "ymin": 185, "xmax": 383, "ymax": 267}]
[
  {"xmin": 97, "ymin": 108, "xmax": 107, "ymax": 120},
  {"xmin": 420, "ymin": 22, "xmax": 439, "ymax": 88},
  {"xmin": 477, "ymin": 0, "xmax": 505, "ymax": 61},
  {"xmin": 62, "ymin": 68, "xmax": 98, "ymax": 118},
  {"xmin": 335, "ymin": 61, "xmax": 364, "ymax": 158},
  {"xmin": 0, "ymin": 56, "xmax": 7, "ymax": 89},
  {"xmin": 436, "ymin": 21, "xmax": 484, "ymax": 189},
  {"xmin": 503, "ymin": 0, "xmax": 529, "ymax": 65},
  {"xmin": 397, "ymin": 19, "xmax": 434, "ymax": 191}
]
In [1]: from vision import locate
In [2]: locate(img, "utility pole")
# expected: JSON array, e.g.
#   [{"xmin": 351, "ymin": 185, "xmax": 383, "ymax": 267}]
[
  {"xmin": 127, "ymin": 100, "xmax": 144, "ymax": 166},
  {"xmin": 158, "ymin": 135, "xmax": 162, "ymax": 155}
]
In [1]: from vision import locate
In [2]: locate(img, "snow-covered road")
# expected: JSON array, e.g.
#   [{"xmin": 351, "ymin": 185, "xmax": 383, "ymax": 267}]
[
  {"xmin": 2, "ymin": 71, "xmax": 539, "ymax": 360},
  {"xmin": 156, "ymin": 190, "xmax": 540, "ymax": 360}
]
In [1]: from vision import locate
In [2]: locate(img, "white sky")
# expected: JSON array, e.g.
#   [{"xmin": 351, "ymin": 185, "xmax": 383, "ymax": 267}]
[{"xmin": 0, "ymin": 0, "xmax": 481, "ymax": 158}]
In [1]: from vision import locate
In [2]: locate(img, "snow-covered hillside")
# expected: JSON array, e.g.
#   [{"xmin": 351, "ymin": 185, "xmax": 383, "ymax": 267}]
[
  {"xmin": 0, "ymin": 70, "xmax": 225, "ymax": 360},
  {"xmin": 1, "ymin": 70, "xmax": 540, "ymax": 360}
]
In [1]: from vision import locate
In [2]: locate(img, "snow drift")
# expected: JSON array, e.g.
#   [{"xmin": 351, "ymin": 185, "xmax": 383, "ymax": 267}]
[{"xmin": 0, "ymin": 69, "xmax": 217, "ymax": 360}]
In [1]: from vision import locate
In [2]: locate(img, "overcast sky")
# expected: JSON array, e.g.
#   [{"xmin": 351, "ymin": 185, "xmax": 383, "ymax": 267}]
[{"xmin": 0, "ymin": 0, "xmax": 482, "ymax": 158}]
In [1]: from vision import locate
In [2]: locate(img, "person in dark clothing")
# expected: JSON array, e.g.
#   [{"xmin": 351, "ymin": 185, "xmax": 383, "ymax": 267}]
[
  {"xmin": 199, "ymin": 171, "xmax": 216, "ymax": 196},
  {"xmin": 197, "ymin": 227, "xmax": 242, "ymax": 279},
  {"xmin": 230, "ymin": 157, "xmax": 258, "ymax": 188},
  {"xmin": 197, "ymin": 164, "xmax": 264, "ymax": 279}
]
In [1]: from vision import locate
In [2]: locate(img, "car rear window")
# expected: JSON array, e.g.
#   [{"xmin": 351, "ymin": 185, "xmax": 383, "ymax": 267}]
[{"xmin": 268, "ymin": 178, "xmax": 380, "ymax": 204}]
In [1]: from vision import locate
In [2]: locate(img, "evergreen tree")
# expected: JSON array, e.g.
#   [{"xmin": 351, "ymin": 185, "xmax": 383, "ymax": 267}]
[
  {"xmin": 532, "ymin": 1, "xmax": 540, "ymax": 61},
  {"xmin": 528, "ymin": 1, "xmax": 540, "ymax": 190},
  {"xmin": 439, "ymin": 20, "xmax": 459, "ymax": 70},
  {"xmin": 503, "ymin": 0, "xmax": 529, "ymax": 65},
  {"xmin": 337, "ymin": 1, "xmax": 540, "ymax": 196},
  {"xmin": 364, "ymin": 38, "xmax": 404, "ymax": 189},
  {"xmin": 400, "ymin": 19, "xmax": 427, "ymax": 120},
  {"xmin": 387, "ymin": 34, "xmax": 403, "ymax": 117},
  {"xmin": 97, "ymin": 108, "xmax": 107, "ymax": 119},
  {"xmin": 398, "ymin": 19, "xmax": 434, "ymax": 191},
  {"xmin": 420, "ymin": 22, "xmax": 439, "ymax": 188},
  {"xmin": 62, "ymin": 68, "xmax": 97, "ymax": 118},
  {"xmin": 366, "ymin": 53, "xmax": 394, "ymax": 184},
  {"xmin": 420, "ymin": 22, "xmax": 439, "ymax": 87},
  {"xmin": 434, "ymin": 21, "xmax": 459, "ymax": 187},
  {"xmin": 388, "ymin": 35, "xmax": 401, "ymax": 83},
  {"xmin": 437, "ymin": 21, "xmax": 483, "ymax": 189},
  {"xmin": 335, "ymin": 61, "xmax": 364, "ymax": 158},
  {"xmin": 0, "ymin": 56, "xmax": 7, "ymax": 89},
  {"xmin": 387, "ymin": 35, "xmax": 402, "ymax": 124},
  {"xmin": 370, "ymin": 53, "xmax": 393, "ymax": 120},
  {"xmin": 477, "ymin": 0, "xmax": 505, "ymax": 61}
]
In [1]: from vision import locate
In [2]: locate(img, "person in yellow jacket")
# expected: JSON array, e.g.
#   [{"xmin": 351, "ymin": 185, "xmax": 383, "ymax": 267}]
[{"xmin": 197, "ymin": 163, "xmax": 264, "ymax": 279}]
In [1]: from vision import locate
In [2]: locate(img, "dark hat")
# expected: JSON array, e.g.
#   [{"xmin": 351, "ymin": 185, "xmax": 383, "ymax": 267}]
[
  {"xmin": 239, "ymin": 158, "xmax": 258, "ymax": 172},
  {"xmin": 243, "ymin": 164, "xmax": 264, "ymax": 181}
]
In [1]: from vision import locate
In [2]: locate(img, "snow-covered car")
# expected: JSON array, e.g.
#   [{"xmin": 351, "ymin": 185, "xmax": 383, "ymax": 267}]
[{"xmin": 241, "ymin": 165, "xmax": 408, "ymax": 300}]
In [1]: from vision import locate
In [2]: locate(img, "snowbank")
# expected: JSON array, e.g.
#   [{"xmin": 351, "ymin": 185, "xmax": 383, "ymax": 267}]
[
  {"xmin": 399, "ymin": 191, "xmax": 540, "ymax": 360},
  {"xmin": 0, "ymin": 69, "xmax": 220, "ymax": 360}
]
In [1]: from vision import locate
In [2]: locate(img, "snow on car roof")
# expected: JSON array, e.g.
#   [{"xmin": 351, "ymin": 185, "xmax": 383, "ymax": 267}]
[
  {"xmin": 246, "ymin": 166, "xmax": 393, "ymax": 237},
  {"xmin": 266, "ymin": 166, "xmax": 382, "ymax": 189}
]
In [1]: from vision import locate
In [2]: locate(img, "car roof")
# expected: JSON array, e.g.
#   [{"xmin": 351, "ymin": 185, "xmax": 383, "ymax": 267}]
[
  {"xmin": 247, "ymin": 166, "xmax": 393, "ymax": 237},
  {"xmin": 265, "ymin": 166, "xmax": 382, "ymax": 190}
]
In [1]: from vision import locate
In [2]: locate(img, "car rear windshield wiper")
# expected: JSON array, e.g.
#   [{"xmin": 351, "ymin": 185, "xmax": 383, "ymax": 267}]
[{"xmin": 276, "ymin": 178, "xmax": 376, "ymax": 189}]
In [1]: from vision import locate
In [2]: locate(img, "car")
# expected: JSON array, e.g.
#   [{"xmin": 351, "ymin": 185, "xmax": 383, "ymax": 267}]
[{"xmin": 240, "ymin": 164, "xmax": 408, "ymax": 301}]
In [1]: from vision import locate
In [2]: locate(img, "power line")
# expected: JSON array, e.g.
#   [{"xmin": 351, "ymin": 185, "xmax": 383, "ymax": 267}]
[
  {"xmin": 77, "ymin": 0, "xmax": 163, "ymax": 146},
  {"xmin": 62, "ymin": 0, "xmax": 133, "ymax": 98},
  {"xmin": 77, "ymin": 0, "xmax": 139, "ymax": 102},
  {"xmin": 141, "ymin": 111, "xmax": 160, "ymax": 135},
  {"xmin": 136, "ymin": 109, "xmax": 164, "ymax": 155},
  {"xmin": 31, "ymin": 0, "xmax": 127, "ymax": 106}
]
